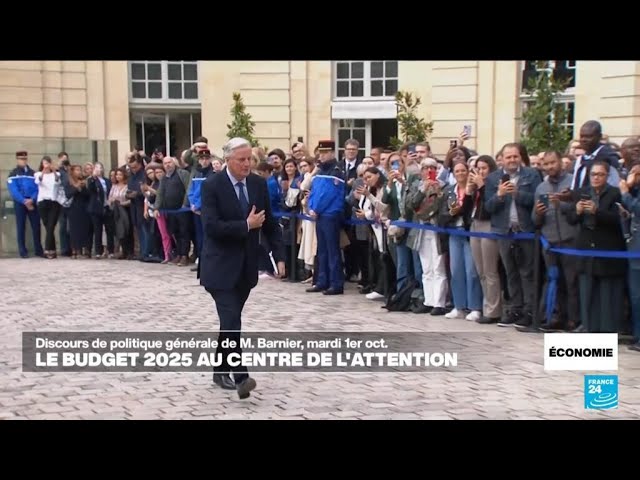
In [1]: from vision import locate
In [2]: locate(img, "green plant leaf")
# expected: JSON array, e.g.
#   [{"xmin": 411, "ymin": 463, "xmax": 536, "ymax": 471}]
[
  {"xmin": 391, "ymin": 90, "xmax": 434, "ymax": 148},
  {"xmin": 227, "ymin": 91, "xmax": 261, "ymax": 148}
]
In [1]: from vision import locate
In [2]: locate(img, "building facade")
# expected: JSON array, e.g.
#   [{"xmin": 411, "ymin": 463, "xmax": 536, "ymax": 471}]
[{"xmin": 1, "ymin": 60, "xmax": 640, "ymax": 253}]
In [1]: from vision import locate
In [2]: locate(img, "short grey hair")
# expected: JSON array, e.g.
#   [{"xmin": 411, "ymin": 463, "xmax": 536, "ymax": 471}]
[
  {"xmin": 223, "ymin": 137, "xmax": 251, "ymax": 160},
  {"xmin": 420, "ymin": 158, "xmax": 438, "ymax": 169},
  {"xmin": 344, "ymin": 138, "xmax": 359, "ymax": 149}
]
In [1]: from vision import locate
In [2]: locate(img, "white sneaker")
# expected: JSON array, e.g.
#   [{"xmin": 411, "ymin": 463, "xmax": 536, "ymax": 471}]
[
  {"xmin": 445, "ymin": 308, "xmax": 464, "ymax": 319},
  {"xmin": 366, "ymin": 291, "xmax": 385, "ymax": 301},
  {"xmin": 466, "ymin": 310, "xmax": 482, "ymax": 322}
]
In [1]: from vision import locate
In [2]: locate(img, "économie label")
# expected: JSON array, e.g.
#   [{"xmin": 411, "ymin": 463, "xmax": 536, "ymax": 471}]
[{"xmin": 544, "ymin": 333, "xmax": 618, "ymax": 371}]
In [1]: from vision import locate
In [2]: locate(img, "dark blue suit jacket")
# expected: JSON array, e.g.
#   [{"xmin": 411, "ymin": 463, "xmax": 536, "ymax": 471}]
[
  {"xmin": 199, "ymin": 168, "xmax": 284, "ymax": 291},
  {"xmin": 86, "ymin": 176, "xmax": 112, "ymax": 215}
]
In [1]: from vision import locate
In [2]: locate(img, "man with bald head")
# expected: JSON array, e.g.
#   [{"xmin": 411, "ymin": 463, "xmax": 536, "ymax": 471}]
[
  {"xmin": 571, "ymin": 120, "xmax": 621, "ymax": 190},
  {"xmin": 620, "ymin": 136, "xmax": 640, "ymax": 178}
]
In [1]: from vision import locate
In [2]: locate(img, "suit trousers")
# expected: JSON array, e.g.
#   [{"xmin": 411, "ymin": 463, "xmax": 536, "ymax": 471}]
[
  {"xmin": 498, "ymin": 237, "xmax": 535, "ymax": 316},
  {"xmin": 15, "ymin": 202, "xmax": 43, "ymax": 257},
  {"xmin": 315, "ymin": 215, "xmax": 345, "ymax": 291},
  {"xmin": 539, "ymin": 240, "xmax": 579, "ymax": 327},
  {"xmin": 167, "ymin": 211, "xmax": 191, "ymax": 257},
  {"xmin": 207, "ymin": 285, "xmax": 251, "ymax": 384}
]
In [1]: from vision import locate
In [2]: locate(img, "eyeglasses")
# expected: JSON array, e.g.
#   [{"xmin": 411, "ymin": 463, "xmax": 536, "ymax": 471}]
[{"xmin": 590, "ymin": 172, "xmax": 606, "ymax": 177}]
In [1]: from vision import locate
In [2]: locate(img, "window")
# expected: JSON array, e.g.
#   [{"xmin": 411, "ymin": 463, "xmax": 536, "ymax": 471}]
[
  {"xmin": 520, "ymin": 99, "xmax": 575, "ymax": 140},
  {"xmin": 553, "ymin": 60, "xmax": 576, "ymax": 88},
  {"xmin": 131, "ymin": 111, "xmax": 202, "ymax": 158},
  {"xmin": 336, "ymin": 119, "xmax": 367, "ymax": 160},
  {"xmin": 129, "ymin": 61, "xmax": 199, "ymax": 102},
  {"xmin": 520, "ymin": 60, "xmax": 576, "ymax": 142},
  {"xmin": 559, "ymin": 99, "xmax": 575, "ymax": 138},
  {"xmin": 334, "ymin": 61, "xmax": 398, "ymax": 100},
  {"xmin": 521, "ymin": 60, "xmax": 576, "ymax": 92}
]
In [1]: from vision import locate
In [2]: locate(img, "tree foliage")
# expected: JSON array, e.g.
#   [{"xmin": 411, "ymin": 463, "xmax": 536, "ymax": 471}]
[
  {"xmin": 390, "ymin": 91, "xmax": 434, "ymax": 149},
  {"xmin": 520, "ymin": 61, "xmax": 573, "ymax": 154},
  {"xmin": 226, "ymin": 92, "xmax": 261, "ymax": 147}
]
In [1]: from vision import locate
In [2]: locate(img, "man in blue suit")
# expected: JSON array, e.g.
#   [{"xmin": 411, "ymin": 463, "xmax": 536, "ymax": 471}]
[{"xmin": 199, "ymin": 137, "xmax": 285, "ymax": 399}]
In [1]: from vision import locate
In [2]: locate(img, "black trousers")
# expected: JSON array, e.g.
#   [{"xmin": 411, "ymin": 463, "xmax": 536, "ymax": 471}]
[
  {"xmin": 206, "ymin": 285, "xmax": 251, "ymax": 384},
  {"xmin": 343, "ymin": 226, "xmax": 359, "ymax": 278},
  {"xmin": 354, "ymin": 239, "xmax": 370, "ymax": 286},
  {"xmin": 90, "ymin": 211, "xmax": 115, "ymax": 256},
  {"xmin": 540, "ymin": 240, "xmax": 579, "ymax": 327},
  {"xmin": 38, "ymin": 200, "xmax": 61, "ymax": 252},
  {"xmin": 59, "ymin": 207, "xmax": 71, "ymax": 255},
  {"xmin": 166, "ymin": 211, "xmax": 191, "ymax": 256},
  {"xmin": 579, "ymin": 275, "xmax": 625, "ymax": 333},
  {"xmin": 104, "ymin": 209, "xmax": 115, "ymax": 255},
  {"xmin": 498, "ymin": 238, "xmax": 536, "ymax": 316}
]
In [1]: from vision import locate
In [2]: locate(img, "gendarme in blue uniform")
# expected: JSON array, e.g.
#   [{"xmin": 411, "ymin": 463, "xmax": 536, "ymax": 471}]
[
  {"xmin": 307, "ymin": 140, "xmax": 346, "ymax": 295},
  {"xmin": 187, "ymin": 150, "xmax": 215, "ymax": 259},
  {"xmin": 7, "ymin": 151, "xmax": 43, "ymax": 258}
]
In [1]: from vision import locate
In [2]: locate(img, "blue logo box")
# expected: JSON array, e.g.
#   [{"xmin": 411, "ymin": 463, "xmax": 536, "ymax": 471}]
[{"xmin": 584, "ymin": 375, "xmax": 618, "ymax": 410}]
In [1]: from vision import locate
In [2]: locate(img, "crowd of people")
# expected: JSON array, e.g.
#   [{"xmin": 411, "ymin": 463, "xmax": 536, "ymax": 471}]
[{"xmin": 6, "ymin": 122, "xmax": 640, "ymax": 352}]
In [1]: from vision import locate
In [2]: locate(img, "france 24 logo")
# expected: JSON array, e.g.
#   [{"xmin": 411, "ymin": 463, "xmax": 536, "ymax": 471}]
[{"xmin": 584, "ymin": 375, "xmax": 618, "ymax": 410}]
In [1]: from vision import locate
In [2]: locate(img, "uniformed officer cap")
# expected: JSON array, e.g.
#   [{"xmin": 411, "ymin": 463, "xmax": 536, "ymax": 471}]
[{"xmin": 317, "ymin": 140, "xmax": 335, "ymax": 151}]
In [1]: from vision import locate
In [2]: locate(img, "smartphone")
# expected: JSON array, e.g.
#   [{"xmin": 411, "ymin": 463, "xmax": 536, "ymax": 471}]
[
  {"xmin": 463, "ymin": 125, "xmax": 472, "ymax": 137},
  {"xmin": 580, "ymin": 193, "xmax": 591, "ymax": 201},
  {"xmin": 616, "ymin": 202, "xmax": 630, "ymax": 219},
  {"xmin": 428, "ymin": 169, "xmax": 437, "ymax": 181},
  {"xmin": 501, "ymin": 173, "xmax": 511, "ymax": 184},
  {"xmin": 408, "ymin": 144, "xmax": 417, "ymax": 155},
  {"xmin": 391, "ymin": 160, "xmax": 400, "ymax": 171},
  {"xmin": 450, "ymin": 140, "xmax": 458, "ymax": 149},
  {"xmin": 540, "ymin": 194, "xmax": 549, "ymax": 207}
]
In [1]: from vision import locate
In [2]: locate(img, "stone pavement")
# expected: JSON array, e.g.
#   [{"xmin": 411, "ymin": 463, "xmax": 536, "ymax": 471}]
[{"xmin": 1, "ymin": 257, "xmax": 639, "ymax": 420}]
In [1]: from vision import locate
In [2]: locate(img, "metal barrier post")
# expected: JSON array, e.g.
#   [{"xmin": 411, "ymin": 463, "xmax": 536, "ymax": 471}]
[{"xmin": 532, "ymin": 228, "xmax": 542, "ymax": 330}]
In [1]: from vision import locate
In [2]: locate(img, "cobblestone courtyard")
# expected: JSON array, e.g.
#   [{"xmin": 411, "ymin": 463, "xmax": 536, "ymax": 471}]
[{"xmin": 1, "ymin": 257, "xmax": 639, "ymax": 420}]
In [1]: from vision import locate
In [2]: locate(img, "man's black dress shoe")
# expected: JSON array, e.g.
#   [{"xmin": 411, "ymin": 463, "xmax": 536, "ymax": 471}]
[
  {"xmin": 213, "ymin": 374, "xmax": 235, "ymax": 390},
  {"xmin": 236, "ymin": 377, "xmax": 257, "ymax": 399},
  {"xmin": 323, "ymin": 288, "xmax": 344, "ymax": 295},
  {"xmin": 306, "ymin": 286, "xmax": 325, "ymax": 293}
]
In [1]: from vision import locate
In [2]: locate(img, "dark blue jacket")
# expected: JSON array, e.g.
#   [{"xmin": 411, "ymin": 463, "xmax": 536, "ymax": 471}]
[
  {"xmin": 187, "ymin": 165, "xmax": 214, "ymax": 212},
  {"xmin": 484, "ymin": 166, "xmax": 542, "ymax": 234},
  {"xmin": 7, "ymin": 166, "xmax": 38, "ymax": 204},
  {"xmin": 267, "ymin": 175, "xmax": 281, "ymax": 214},
  {"xmin": 309, "ymin": 159, "xmax": 345, "ymax": 217},
  {"xmin": 199, "ymin": 169, "xmax": 283, "ymax": 291},
  {"xmin": 87, "ymin": 176, "xmax": 112, "ymax": 215}
]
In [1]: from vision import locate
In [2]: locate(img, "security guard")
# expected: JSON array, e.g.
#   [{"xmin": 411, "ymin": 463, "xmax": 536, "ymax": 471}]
[
  {"xmin": 306, "ymin": 140, "xmax": 346, "ymax": 295},
  {"xmin": 7, "ymin": 151, "xmax": 44, "ymax": 258}
]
